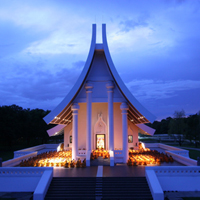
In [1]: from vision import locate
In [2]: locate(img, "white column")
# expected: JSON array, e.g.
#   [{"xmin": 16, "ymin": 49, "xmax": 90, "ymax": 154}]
[
  {"xmin": 85, "ymin": 82, "xmax": 93, "ymax": 152},
  {"xmin": 120, "ymin": 102, "xmax": 129, "ymax": 163},
  {"xmin": 64, "ymin": 127, "xmax": 68, "ymax": 150},
  {"xmin": 106, "ymin": 81, "xmax": 114, "ymax": 151},
  {"xmin": 71, "ymin": 103, "xmax": 80, "ymax": 160}
]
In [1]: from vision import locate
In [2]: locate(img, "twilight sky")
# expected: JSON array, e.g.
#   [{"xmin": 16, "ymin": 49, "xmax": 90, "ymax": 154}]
[{"xmin": 0, "ymin": 0, "xmax": 200, "ymax": 120}]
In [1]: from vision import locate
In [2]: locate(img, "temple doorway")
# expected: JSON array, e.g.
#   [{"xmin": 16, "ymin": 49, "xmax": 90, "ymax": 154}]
[
  {"xmin": 96, "ymin": 134, "xmax": 105, "ymax": 149},
  {"xmin": 94, "ymin": 114, "xmax": 107, "ymax": 150}
]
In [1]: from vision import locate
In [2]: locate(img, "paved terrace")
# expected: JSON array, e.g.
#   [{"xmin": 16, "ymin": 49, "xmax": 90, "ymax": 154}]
[
  {"xmin": 15, "ymin": 145, "xmax": 184, "ymax": 177},
  {"xmin": 53, "ymin": 161, "xmax": 184, "ymax": 177},
  {"xmin": 0, "ymin": 146, "xmax": 195, "ymax": 200},
  {"xmin": 53, "ymin": 146, "xmax": 184, "ymax": 177}
]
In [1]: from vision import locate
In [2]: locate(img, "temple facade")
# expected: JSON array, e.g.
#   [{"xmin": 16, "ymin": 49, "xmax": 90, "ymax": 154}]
[{"xmin": 44, "ymin": 24, "xmax": 156, "ymax": 166}]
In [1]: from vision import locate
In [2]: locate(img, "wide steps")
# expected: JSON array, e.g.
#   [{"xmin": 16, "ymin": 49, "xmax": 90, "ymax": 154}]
[{"xmin": 45, "ymin": 177, "xmax": 153, "ymax": 200}]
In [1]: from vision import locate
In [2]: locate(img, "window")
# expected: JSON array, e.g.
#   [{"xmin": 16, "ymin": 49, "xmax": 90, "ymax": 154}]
[
  {"xmin": 96, "ymin": 134, "xmax": 105, "ymax": 149},
  {"xmin": 69, "ymin": 136, "xmax": 72, "ymax": 143},
  {"xmin": 128, "ymin": 135, "xmax": 133, "ymax": 143}
]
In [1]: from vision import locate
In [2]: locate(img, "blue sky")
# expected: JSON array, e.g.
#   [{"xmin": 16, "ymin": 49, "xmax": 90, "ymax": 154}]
[{"xmin": 0, "ymin": 0, "xmax": 200, "ymax": 120}]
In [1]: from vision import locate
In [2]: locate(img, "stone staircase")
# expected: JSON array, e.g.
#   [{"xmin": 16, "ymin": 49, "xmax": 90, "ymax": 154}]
[
  {"xmin": 45, "ymin": 177, "xmax": 153, "ymax": 200},
  {"xmin": 101, "ymin": 177, "xmax": 153, "ymax": 200}
]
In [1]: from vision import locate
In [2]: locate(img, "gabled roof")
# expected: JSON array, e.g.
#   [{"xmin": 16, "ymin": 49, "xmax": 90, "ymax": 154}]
[{"xmin": 44, "ymin": 24, "xmax": 156, "ymax": 125}]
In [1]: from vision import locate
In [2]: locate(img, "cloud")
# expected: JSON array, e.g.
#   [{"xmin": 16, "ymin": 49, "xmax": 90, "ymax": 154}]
[
  {"xmin": 120, "ymin": 19, "xmax": 148, "ymax": 32},
  {"xmin": 126, "ymin": 79, "xmax": 200, "ymax": 100},
  {"xmin": 119, "ymin": 12, "xmax": 149, "ymax": 32},
  {"xmin": 23, "ymin": 29, "xmax": 91, "ymax": 55},
  {"xmin": 0, "ymin": 61, "xmax": 83, "ymax": 110},
  {"xmin": 0, "ymin": 0, "xmax": 200, "ymax": 120},
  {"xmin": 72, "ymin": 61, "xmax": 85, "ymax": 70},
  {"xmin": 0, "ymin": 0, "xmax": 92, "ymax": 56}
]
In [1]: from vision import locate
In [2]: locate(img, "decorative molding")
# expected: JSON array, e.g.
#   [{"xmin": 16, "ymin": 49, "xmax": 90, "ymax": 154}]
[
  {"xmin": 85, "ymin": 82, "xmax": 93, "ymax": 93},
  {"xmin": 106, "ymin": 81, "xmax": 114, "ymax": 93},
  {"xmin": 94, "ymin": 114, "xmax": 107, "ymax": 135},
  {"xmin": 71, "ymin": 103, "xmax": 80, "ymax": 115},
  {"xmin": 120, "ymin": 102, "xmax": 128, "ymax": 111}
]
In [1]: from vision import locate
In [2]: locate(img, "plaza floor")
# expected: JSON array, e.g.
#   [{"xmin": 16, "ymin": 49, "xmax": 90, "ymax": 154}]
[
  {"xmin": 0, "ymin": 147, "xmax": 193, "ymax": 200},
  {"xmin": 53, "ymin": 161, "xmax": 184, "ymax": 177},
  {"xmin": 53, "ymin": 146, "xmax": 184, "ymax": 177}
]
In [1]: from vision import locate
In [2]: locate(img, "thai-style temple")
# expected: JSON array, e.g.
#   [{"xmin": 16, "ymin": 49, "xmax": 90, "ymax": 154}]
[{"xmin": 44, "ymin": 24, "xmax": 156, "ymax": 166}]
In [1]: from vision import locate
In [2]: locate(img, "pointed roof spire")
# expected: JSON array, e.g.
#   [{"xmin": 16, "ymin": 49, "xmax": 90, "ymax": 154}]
[{"xmin": 44, "ymin": 24, "xmax": 156, "ymax": 125}]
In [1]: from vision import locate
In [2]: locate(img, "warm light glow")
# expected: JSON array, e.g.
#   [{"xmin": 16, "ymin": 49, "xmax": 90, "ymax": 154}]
[
  {"xmin": 128, "ymin": 148, "xmax": 174, "ymax": 166},
  {"xmin": 20, "ymin": 150, "xmax": 74, "ymax": 167},
  {"xmin": 90, "ymin": 149, "xmax": 110, "ymax": 160},
  {"xmin": 141, "ymin": 143, "xmax": 145, "ymax": 149},
  {"xmin": 96, "ymin": 135, "xmax": 105, "ymax": 149}
]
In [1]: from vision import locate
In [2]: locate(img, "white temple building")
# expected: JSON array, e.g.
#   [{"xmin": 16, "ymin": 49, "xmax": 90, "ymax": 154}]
[{"xmin": 44, "ymin": 24, "xmax": 156, "ymax": 166}]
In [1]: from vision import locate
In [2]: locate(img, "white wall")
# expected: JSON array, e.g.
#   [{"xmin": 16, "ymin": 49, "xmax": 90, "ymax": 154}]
[
  {"xmin": 64, "ymin": 123, "xmax": 72, "ymax": 149},
  {"xmin": 92, "ymin": 103, "xmax": 108, "ymax": 150},
  {"xmin": 146, "ymin": 166, "xmax": 200, "ymax": 196},
  {"xmin": 68, "ymin": 101, "xmax": 139, "ymax": 151},
  {"xmin": 129, "ymin": 122, "xmax": 139, "ymax": 148},
  {"xmin": 144, "ymin": 143, "xmax": 196, "ymax": 166},
  {"xmin": 71, "ymin": 102, "xmax": 127, "ymax": 151},
  {"xmin": 78, "ymin": 103, "xmax": 87, "ymax": 150},
  {"xmin": 114, "ymin": 103, "xmax": 122, "ymax": 149},
  {"xmin": 72, "ymin": 51, "xmax": 130, "ymax": 151},
  {"xmin": 0, "ymin": 167, "xmax": 53, "ymax": 200}
]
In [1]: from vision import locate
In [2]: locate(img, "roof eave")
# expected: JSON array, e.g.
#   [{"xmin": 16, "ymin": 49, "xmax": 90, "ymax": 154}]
[
  {"xmin": 136, "ymin": 124, "xmax": 155, "ymax": 136},
  {"xmin": 47, "ymin": 124, "xmax": 66, "ymax": 137}
]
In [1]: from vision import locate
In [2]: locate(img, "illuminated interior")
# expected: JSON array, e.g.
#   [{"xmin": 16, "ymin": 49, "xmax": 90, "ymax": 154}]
[{"xmin": 96, "ymin": 134, "xmax": 105, "ymax": 149}]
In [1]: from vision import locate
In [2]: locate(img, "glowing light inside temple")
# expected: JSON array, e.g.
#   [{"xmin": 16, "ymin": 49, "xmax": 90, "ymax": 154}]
[
  {"xmin": 20, "ymin": 150, "xmax": 73, "ymax": 167},
  {"xmin": 38, "ymin": 157, "xmax": 72, "ymax": 167},
  {"xmin": 57, "ymin": 145, "xmax": 60, "ymax": 152},
  {"xmin": 141, "ymin": 143, "xmax": 145, "ymax": 149},
  {"xmin": 128, "ymin": 148, "xmax": 174, "ymax": 166}
]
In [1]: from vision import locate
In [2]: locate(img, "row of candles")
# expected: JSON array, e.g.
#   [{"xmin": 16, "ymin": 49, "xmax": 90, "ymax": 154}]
[
  {"xmin": 20, "ymin": 150, "xmax": 73, "ymax": 167},
  {"xmin": 90, "ymin": 149, "xmax": 110, "ymax": 160},
  {"xmin": 127, "ymin": 148, "xmax": 174, "ymax": 166}
]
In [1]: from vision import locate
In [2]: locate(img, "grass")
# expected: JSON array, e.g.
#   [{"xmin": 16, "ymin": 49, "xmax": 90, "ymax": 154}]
[
  {"xmin": 160, "ymin": 142, "xmax": 200, "ymax": 160},
  {"xmin": 166, "ymin": 143, "xmax": 200, "ymax": 149},
  {"xmin": 0, "ymin": 198, "xmax": 16, "ymax": 200},
  {"xmin": 139, "ymin": 138, "xmax": 159, "ymax": 143},
  {"xmin": 0, "ymin": 151, "xmax": 14, "ymax": 162},
  {"xmin": 184, "ymin": 149, "xmax": 200, "ymax": 160},
  {"xmin": 0, "ymin": 138, "xmax": 61, "ymax": 162}
]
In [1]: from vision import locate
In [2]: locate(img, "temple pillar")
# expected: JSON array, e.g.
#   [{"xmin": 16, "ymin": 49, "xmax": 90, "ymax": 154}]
[
  {"xmin": 71, "ymin": 103, "xmax": 80, "ymax": 160},
  {"xmin": 120, "ymin": 102, "xmax": 129, "ymax": 163},
  {"xmin": 85, "ymin": 82, "xmax": 93, "ymax": 153},
  {"xmin": 64, "ymin": 127, "xmax": 68, "ymax": 150},
  {"xmin": 106, "ymin": 81, "xmax": 114, "ymax": 151}
]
